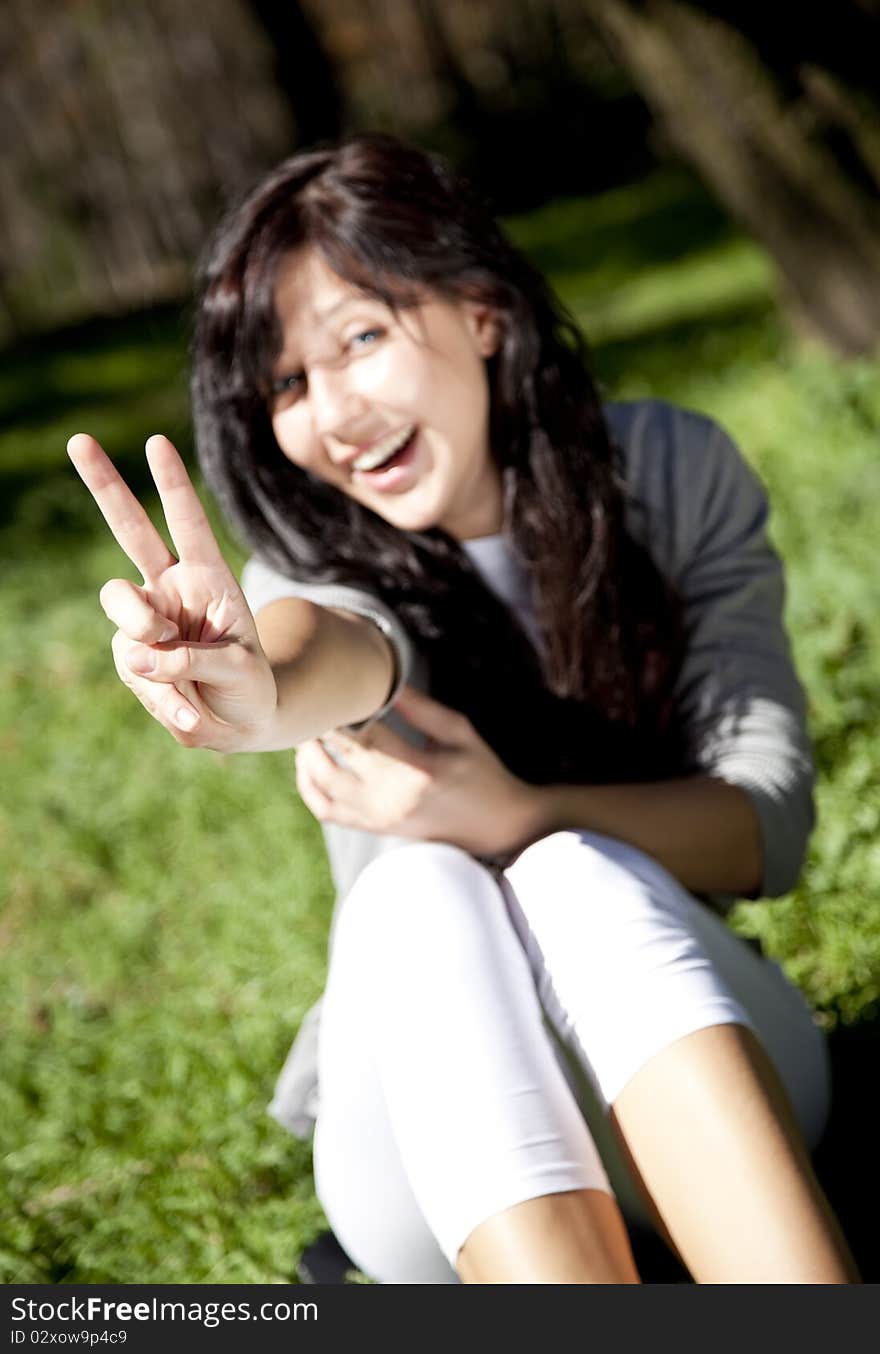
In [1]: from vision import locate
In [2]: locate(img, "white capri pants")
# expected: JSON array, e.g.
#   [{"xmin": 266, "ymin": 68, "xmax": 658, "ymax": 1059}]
[{"xmin": 313, "ymin": 830, "xmax": 830, "ymax": 1284}]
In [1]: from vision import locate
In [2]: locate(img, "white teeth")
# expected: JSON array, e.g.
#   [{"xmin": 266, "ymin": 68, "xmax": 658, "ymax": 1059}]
[{"xmin": 351, "ymin": 425, "xmax": 415, "ymax": 472}]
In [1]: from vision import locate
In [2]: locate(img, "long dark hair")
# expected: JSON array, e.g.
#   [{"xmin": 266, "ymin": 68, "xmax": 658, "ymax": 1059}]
[{"xmin": 192, "ymin": 133, "xmax": 683, "ymax": 786}]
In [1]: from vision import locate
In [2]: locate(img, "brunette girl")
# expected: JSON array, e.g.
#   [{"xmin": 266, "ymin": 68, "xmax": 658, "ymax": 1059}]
[{"xmin": 69, "ymin": 133, "xmax": 858, "ymax": 1283}]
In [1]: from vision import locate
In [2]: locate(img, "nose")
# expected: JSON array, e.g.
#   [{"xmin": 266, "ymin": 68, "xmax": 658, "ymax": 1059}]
[{"xmin": 307, "ymin": 362, "xmax": 367, "ymax": 453}]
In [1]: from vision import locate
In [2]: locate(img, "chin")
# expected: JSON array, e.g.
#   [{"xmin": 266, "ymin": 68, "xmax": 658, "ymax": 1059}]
[{"xmin": 371, "ymin": 501, "xmax": 442, "ymax": 534}]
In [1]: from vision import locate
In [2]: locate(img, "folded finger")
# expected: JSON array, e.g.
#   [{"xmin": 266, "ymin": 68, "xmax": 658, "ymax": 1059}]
[
  {"xmin": 330, "ymin": 724, "xmax": 429, "ymax": 770},
  {"xmin": 121, "ymin": 636, "xmax": 248, "ymax": 688},
  {"xmin": 306, "ymin": 738, "xmax": 361, "ymax": 796},
  {"xmin": 111, "ymin": 631, "xmax": 202, "ymax": 735},
  {"xmin": 67, "ymin": 433, "xmax": 176, "ymax": 581},
  {"xmin": 295, "ymin": 755, "xmax": 332, "ymax": 817},
  {"xmin": 99, "ymin": 578, "xmax": 179, "ymax": 644},
  {"xmin": 392, "ymin": 683, "xmax": 473, "ymax": 746}
]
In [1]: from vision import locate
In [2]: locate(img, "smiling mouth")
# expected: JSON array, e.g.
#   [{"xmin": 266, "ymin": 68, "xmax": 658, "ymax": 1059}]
[{"xmin": 350, "ymin": 426, "xmax": 418, "ymax": 475}]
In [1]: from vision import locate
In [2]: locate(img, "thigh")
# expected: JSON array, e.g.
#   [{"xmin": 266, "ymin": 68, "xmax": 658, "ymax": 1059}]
[{"xmin": 501, "ymin": 830, "xmax": 830, "ymax": 1151}]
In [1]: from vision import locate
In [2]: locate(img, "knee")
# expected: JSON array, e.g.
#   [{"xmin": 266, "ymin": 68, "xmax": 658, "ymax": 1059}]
[
  {"xmin": 347, "ymin": 840, "xmax": 475, "ymax": 919},
  {"xmin": 508, "ymin": 830, "xmax": 625, "ymax": 903},
  {"xmin": 512, "ymin": 829, "xmax": 596, "ymax": 873},
  {"xmin": 336, "ymin": 841, "xmax": 501, "ymax": 968},
  {"xmin": 505, "ymin": 829, "xmax": 686, "ymax": 944},
  {"xmin": 514, "ymin": 828, "xmax": 656, "ymax": 873}
]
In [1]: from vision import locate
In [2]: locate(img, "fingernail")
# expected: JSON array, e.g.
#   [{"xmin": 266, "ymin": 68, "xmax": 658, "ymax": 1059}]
[
  {"xmin": 175, "ymin": 708, "xmax": 198, "ymax": 731},
  {"xmin": 156, "ymin": 626, "xmax": 178, "ymax": 643},
  {"xmin": 127, "ymin": 647, "xmax": 156, "ymax": 673}
]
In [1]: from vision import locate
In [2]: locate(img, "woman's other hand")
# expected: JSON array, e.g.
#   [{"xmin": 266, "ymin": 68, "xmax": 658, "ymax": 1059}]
[
  {"xmin": 67, "ymin": 433, "xmax": 277, "ymax": 751},
  {"xmin": 294, "ymin": 684, "xmax": 542, "ymax": 858}
]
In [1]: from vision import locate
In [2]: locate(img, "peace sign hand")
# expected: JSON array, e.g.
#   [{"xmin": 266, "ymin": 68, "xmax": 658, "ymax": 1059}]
[{"xmin": 67, "ymin": 433, "xmax": 277, "ymax": 751}]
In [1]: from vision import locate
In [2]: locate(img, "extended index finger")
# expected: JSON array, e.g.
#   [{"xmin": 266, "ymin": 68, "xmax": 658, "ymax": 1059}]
[
  {"xmin": 67, "ymin": 433, "xmax": 176, "ymax": 580},
  {"xmin": 144, "ymin": 435, "xmax": 226, "ymax": 568}
]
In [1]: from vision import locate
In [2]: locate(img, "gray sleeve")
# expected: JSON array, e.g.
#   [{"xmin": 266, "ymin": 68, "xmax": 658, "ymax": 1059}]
[
  {"xmin": 668, "ymin": 413, "xmax": 815, "ymax": 899},
  {"xmin": 240, "ymin": 556, "xmax": 414, "ymax": 731}
]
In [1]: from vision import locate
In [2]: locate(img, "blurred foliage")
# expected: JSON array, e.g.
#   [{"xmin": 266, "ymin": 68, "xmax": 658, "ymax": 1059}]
[
  {"xmin": 0, "ymin": 0, "xmax": 646, "ymax": 341},
  {"xmin": 5, "ymin": 1, "xmax": 880, "ymax": 352},
  {"xmin": 1, "ymin": 168, "xmax": 878, "ymax": 1282}
]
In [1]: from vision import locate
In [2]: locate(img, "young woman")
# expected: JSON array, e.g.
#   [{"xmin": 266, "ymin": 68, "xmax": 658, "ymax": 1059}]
[{"xmin": 68, "ymin": 133, "xmax": 858, "ymax": 1284}]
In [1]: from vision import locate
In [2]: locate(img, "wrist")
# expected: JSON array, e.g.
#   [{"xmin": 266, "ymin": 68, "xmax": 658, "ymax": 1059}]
[
  {"xmin": 515, "ymin": 781, "xmax": 563, "ymax": 850},
  {"xmin": 227, "ymin": 695, "xmax": 282, "ymax": 754}
]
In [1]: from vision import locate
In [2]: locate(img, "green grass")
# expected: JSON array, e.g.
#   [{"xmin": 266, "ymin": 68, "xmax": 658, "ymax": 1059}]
[{"xmin": 2, "ymin": 166, "xmax": 879, "ymax": 1283}]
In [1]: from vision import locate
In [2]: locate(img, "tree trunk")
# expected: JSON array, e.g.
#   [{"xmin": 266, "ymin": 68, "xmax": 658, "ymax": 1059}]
[
  {"xmin": 247, "ymin": 0, "xmax": 345, "ymax": 146},
  {"xmin": 0, "ymin": 0, "xmax": 297, "ymax": 343},
  {"xmin": 581, "ymin": 0, "xmax": 880, "ymax": 355}
]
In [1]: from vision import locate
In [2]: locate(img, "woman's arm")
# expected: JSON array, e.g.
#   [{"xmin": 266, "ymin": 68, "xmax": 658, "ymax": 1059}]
[
  {"xmin": 247, "ymin": 598, "xmax": 396, "ymax": 751},
  {"xmin": 521, "ymin": 775, "xmax": 762, "ymax": 897},
  {"xmin": 68, "ymin": 433, "xmax": 397, "ymax": 754},
  {"xmin": 552, "ymin": 402, "xmax": 816, "ymax": 901}
]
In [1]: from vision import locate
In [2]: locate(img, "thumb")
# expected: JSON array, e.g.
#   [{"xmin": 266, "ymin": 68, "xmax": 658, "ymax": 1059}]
[{"xmin": 392, "ymin": 683, "xmax": 474, "ymax": 748}]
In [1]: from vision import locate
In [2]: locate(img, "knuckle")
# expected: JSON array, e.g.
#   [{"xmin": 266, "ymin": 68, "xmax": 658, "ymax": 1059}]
[
  {"xmin": 224, "ymin": 641, "xmax": 249, "ymax": 671},
  {"xmin": 101, "ymin": 578, "xmax": 140, "ymax": 623},
  {"xmin": 303, "ymin": 784, "xmax": 321, "ymax": 811},
  {"xmin": 295, "ymin": 743, "xmax": 314, "ymax": 772},
  {"xmin": 101, "ymin": 581, "xmax": 157, "ymax": 641},
  {"xmin": 164, "ymin": 647, "xmax": 190, "ymax": 679},
  {"xmin": 163, "ymin": 709, "xmax": 198, "ymax": 745},
  {"xmin": 143, "ymin": 612, "xmax": 170, "ymax": 643},
  {"xmin": 111, "ymin": 632, "xmax": 133, "ymax": 679},
  {"xmin": 98, "ymin": 580, "xmax": 117, "ymax": 613}
]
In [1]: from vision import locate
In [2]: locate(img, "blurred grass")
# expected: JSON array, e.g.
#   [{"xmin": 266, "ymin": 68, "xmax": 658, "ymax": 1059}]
[{"xmin": 2, "ymin": 166, "xmax": 879, "ymax": 1283}]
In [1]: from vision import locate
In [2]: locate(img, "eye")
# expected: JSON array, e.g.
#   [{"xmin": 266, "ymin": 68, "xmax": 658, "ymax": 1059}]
[
  {"xmin": 349, "ymin": 327, "xmax": 384, "ymax": 349},
  {"xmin": 271, "ymin": 371, "xmax": 305, "ymax": 397}
]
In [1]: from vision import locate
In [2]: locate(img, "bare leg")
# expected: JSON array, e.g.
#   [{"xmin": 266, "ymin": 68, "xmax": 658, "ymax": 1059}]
[
  {"xmin": 457, "ymin": 1189, "xmax": 641, "ymax": 1284},
  {"xmin": 610, "ymin": 1023, "xmax": 860, "ymax": 1283}
]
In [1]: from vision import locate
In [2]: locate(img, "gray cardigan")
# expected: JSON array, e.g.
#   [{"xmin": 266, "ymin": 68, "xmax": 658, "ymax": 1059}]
[{"xmin": 241, "ymin": 399, "xmax": 815, "ymax": 1136}]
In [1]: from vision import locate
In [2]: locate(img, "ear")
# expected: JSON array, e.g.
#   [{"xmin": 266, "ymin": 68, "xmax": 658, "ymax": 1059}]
[{"xmin": 462, "ymin": 301, "xmax": 502, "ymax": 359}]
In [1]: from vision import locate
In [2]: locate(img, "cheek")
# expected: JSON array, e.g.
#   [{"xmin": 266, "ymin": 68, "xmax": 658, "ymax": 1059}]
[
  {"xmin": 350, "ymin": 343, "xmax": 424, "ymax": 407},
  {"xmin": 359, "ymin": 344, "xmax": 485, "ymax": 438},
  {"xmin": 272, "ymin": 409, "xmax": 315, "ymax": 469},
  {"xmin": 437, "ymin": 354, "xmax": 490, "ymax": 445}
]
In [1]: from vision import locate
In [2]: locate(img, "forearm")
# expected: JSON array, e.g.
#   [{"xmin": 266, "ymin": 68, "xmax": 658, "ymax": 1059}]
[
  {"xmin": 245, "ymin": 600, "xmax": 395, "ymax": 752},
  {"xmin": 526, "ymin": 775, "xmax": 763, "ymax": 897}
]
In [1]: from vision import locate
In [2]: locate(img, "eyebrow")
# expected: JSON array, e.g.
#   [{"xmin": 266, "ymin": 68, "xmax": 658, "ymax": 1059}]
[{"xmin": 314, "ymin": 294, "xmax": 378, "ymax": 324}]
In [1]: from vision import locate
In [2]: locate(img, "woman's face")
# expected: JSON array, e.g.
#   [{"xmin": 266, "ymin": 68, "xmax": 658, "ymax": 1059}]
[{"xmin": 268, "ymin": 248, "xmax": 503, "ymax": 540}]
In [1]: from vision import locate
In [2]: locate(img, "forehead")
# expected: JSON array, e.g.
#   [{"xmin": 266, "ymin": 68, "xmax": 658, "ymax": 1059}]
[{"xmin": 273, "ymin": 247, "xmax": 377, "ymax": 340}]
